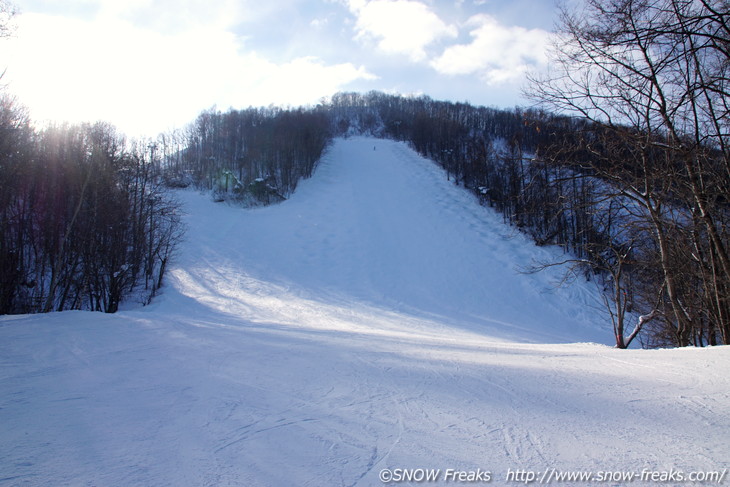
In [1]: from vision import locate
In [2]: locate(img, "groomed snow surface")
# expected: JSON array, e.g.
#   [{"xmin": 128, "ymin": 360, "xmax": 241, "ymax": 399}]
[{"xmin": 1, "ymin": 137, "xmax": 728, "ymax": 486}]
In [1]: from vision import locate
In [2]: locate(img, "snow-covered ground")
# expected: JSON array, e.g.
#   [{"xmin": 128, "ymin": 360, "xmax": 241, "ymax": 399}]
[{"xmin": 1, "ymin": 137, "xmax": 728, "ymax": 486}]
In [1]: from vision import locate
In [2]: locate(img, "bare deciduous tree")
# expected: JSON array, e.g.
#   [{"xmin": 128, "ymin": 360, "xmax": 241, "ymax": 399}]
[{"xmin": 527, "ymin": 0, "xmax": 730, "ymax": 346}]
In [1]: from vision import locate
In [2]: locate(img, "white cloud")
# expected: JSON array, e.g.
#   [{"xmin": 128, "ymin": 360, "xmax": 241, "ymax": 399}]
[
  {"xmin": 310, "ymin": 17, "xmax": 329, "ymax": 29},
  {"xmin": 227, "ymin": 55, "xmax": 378, "ymax": 108},
  {"xmin": 430, "ymin": 14, "xmax": 550, "ymax": 85},
  {"xmin": 0, "ymin": 11, "xmax": 375, "ymax": 137},
  {"xmin": 346, "ymin": 0, "xmax": 457, "ymax": 62}
]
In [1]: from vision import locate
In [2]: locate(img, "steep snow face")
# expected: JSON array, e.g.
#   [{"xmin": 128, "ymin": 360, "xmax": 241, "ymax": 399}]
[
  {"xmin": 170, "ymin": 136, "xmax": 607, "ymax": 344},
  {"xmin": 1, "ymin": 137, "xmax": 728, "ymax": 487}
]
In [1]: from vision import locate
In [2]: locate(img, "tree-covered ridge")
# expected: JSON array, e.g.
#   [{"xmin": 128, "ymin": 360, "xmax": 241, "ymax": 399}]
[{"xmin": 165, "ymin": 106, "xmax": 331, "ymax": 204}]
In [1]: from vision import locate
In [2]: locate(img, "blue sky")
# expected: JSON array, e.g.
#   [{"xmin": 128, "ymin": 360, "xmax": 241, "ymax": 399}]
[{"xmin": 1, "ymin": 0, "xmax": 560, "ymax": 137}]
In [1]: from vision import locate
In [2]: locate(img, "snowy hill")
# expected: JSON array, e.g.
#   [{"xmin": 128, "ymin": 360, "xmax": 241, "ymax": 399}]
[
  {"xmin": 171, "ymin": 136, "xmax": 606, "ymax": 344},
  {"xmin": 1, "ymin": 137, "xmax": 728, "ymax": 486}
]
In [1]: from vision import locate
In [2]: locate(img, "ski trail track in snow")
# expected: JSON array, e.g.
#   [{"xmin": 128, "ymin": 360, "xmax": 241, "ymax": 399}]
[{"xmin": 0, "ymin": 137, "xmax": 728, "ymax": 486}]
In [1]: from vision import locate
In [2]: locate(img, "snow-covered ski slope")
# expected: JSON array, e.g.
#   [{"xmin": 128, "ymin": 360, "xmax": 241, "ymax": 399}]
[{"xmin": 1, "ymin": 137, "xmax": 728, "ymax": 486}]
